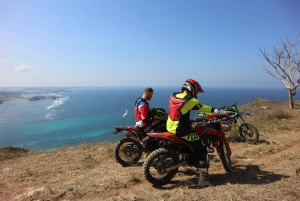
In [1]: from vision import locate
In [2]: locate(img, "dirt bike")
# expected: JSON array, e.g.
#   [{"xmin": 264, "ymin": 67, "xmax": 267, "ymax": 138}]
[
  {"xmin": 220, "ymin": 103, "xmax": 259, "ymax": 144},
  {"xmin": 112, "ymin": 120, "xmax": 166, "ymax": 166},
  {"xmin": 143, "ymin": 113, "xmax": 233, "ymax": 186},
  {"xmin": 196, "ymin": 103, "xmax": 259, "ymax": 144},
  {"xmin": 112, "ymin": 107, "xmax": 168, "ymax": 166}
]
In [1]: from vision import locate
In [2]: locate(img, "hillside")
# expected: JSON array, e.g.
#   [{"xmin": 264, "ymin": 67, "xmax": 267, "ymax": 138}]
[{"xmin": 1, "ymin": 99, "xmax": 300, "ymax": 201}]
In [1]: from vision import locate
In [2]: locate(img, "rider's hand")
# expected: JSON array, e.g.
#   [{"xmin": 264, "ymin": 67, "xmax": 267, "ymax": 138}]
[{"xmin": 214, "ymin": 109, "xmax": 233, "ymax": 116}]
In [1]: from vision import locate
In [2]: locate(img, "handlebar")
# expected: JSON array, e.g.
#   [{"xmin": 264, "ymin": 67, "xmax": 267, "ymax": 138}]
[
  {"xmin": 190, "ymin": 118, "xmax": 205, "ymax": 123},
  {"xmin": 220, "ymin": 103, "xmax": 235, "ymax": 108},
  {"xmin": 192, "ymin": 112, "xmax": 223, "ymax": 124}
]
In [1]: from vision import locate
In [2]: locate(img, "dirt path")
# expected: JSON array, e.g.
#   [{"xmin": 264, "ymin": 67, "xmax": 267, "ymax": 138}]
[
  {"xmin": 103, "ymin": 135, "xmax": 300, "ymax": 200},
  {"xmin": 244, "ymin": 138, "xmax": 300, "ymax": 164},
  {"xmin": 1, "ymin": 130, "xmax": 300, "ymax": 201}
]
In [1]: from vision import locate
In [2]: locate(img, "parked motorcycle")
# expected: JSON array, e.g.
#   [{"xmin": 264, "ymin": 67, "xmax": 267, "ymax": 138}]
[
  {"xmin": 112, "ymin": 107, "xmax": 167, "ymax": 166},
  {"xmin": 143, "ymin": 113, "xmax": 233, "ymax": 186},
  {"xmin": 196, "ymin": 103, "xmax": 259, "ymax": 144},
  {"xmin": 220, "ymin": 103, "xmax": 259, "ymax": 144}
]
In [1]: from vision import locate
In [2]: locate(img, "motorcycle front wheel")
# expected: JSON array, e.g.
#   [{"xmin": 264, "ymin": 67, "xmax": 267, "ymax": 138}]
[
  {"xmin": 114, "ymin": 138, "xmax": 143, "ymax": 166},
  {"xmin": 239, "ymin": 122, "xmax": 259, "ymax": 144},
  {"xmin": 143, "ymin": 148, "xmax": 179, "ymax": 185},
  {"xmin": 218, "ymin": 138, "xmax": 233, "ymax": 173}
]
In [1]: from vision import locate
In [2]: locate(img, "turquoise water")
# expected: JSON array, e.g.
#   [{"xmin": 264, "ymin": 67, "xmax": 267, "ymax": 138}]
[{"xmin": 0, "ymin": 86, "xmax": 298, "ymax": 151}]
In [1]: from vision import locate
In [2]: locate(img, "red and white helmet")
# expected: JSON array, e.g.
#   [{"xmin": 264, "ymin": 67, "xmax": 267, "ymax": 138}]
[{"xmin": 182, "ymin": 78, "xmax": 204, "ymax": 96}]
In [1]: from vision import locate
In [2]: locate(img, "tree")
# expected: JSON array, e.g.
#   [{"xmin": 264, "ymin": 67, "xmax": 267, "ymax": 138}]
[{"xmin": 259, "ymin": 34, "xmax": 300, "ymax": 109}]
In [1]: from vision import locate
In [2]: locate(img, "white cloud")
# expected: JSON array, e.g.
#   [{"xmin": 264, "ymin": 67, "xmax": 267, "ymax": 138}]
[
  {"xmin": 14, "ymin": 65, "xmax": 31, "ymax": 73},
  {"xmin": 0, "ymin": 59, "xmax": 8, "ymax": 63}
]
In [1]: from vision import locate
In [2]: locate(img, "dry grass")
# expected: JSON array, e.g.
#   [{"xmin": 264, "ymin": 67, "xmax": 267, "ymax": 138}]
[{"xmin": 1, "ymin": 99, "xmax": 300, "ymax": 201}]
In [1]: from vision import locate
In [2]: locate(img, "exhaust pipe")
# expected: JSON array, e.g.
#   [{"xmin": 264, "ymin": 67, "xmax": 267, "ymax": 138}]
[{"xmin": 164, "ymin": 161, "xmax": 187, "ymax": 172}]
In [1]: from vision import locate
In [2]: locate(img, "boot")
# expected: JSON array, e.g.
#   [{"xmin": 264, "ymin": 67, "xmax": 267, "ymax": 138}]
[{"xmin": 198, "ymin": 168, "xmax": 211, "ymax": 187}]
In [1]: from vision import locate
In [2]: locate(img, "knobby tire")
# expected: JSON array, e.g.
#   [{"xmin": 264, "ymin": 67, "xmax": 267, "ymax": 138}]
[
  {"xmin": 239, "ymin": 122, "xmax": 259, "ymax": 144},
  {"xmin": 218, "ymin": 138, "xmax": 233, "ymax": 173},
  {"xmin": 114, "ymin": 138, "xmax": 143, "ymax": 166},
  {"xmin": 143, "ymin": 148, "xmax": 179, "ymax": 185}
]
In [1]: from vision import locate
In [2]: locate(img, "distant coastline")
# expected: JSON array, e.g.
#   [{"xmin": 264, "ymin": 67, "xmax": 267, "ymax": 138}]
[{"xmin": 0, "ymin": 87, "xmax": 73, "ymax": 104}]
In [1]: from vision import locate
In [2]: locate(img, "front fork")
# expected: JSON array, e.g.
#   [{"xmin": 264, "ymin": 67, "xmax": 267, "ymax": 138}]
[
  {"xmin": 215, "ymin": 136, "xmax": 232, "ymax": 156},
  {"xmin": 234, "ymin": 115, "xmax": 245, "ymax": 127}
]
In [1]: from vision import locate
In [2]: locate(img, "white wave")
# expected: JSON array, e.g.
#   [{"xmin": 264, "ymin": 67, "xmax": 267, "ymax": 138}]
[
  {"xmin": 47, "ymin": 100, "xmax": 60, "ymax": 109},
  {"xmin": 46, "ymin": 112, "xmax": 55, "ymax": 120},
  {"xmin": 45, "ymin": 96, "xmax": 69, "ymax": 119},
  {"xmin": 47, "ymin": 96, "xmax": 70, "ymax": 110}
]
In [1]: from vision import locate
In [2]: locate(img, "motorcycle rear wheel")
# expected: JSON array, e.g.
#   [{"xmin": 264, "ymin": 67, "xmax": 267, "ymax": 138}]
[
  {"xmin": 114, "ymin": 138, "xmax": 143, "ymax": 166},
  {"xmin": 143, "ymin": 148, "xmax": 179, "ymax": 185},
  {"xmin": 218, "ymin": 138, "xmax": 233, "ymax": 173},
  {"xmin": 239, "ymin": 122, "xmax": 259, "ymax": 144}
]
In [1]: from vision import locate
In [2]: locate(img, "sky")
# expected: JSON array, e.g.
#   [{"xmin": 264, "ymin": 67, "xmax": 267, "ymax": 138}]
[{"xmin": 0, "ymin": 0, "xmax": 299, "ymax": 88}]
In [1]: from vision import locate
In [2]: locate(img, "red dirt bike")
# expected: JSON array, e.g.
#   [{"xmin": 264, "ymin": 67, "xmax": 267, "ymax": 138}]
[
  {"xmin": 112, "ymin": 121, "xmax": 166, "ymax": 166},
  {"xmin": 143, "ymin": 113, "xmax": 233, "ymax": 185},
  {"xmin": 112, "ymin": 107, "xmax": 168, "ymax": 166}
]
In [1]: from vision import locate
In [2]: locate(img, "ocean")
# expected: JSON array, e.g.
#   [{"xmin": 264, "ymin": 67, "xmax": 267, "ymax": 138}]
[{"xmin": 0, "ymin": 86, "xmax": 298, "ymax": 151}]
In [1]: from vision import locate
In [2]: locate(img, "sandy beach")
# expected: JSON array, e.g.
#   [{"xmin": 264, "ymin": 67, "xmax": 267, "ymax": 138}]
[{"xmin": 2, "ymin": 98, "xmax": 28, "ymax": 104}]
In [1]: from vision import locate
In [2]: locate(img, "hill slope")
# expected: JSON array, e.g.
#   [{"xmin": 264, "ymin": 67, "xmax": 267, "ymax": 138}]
[{"xmin": 1, "ymin": 99, "xmax": 300, "ymax": 201}]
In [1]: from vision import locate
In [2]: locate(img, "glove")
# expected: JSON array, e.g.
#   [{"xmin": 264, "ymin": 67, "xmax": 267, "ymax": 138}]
[{"xmin": 214, "ymin": 109, "xmax": 227, "ymax": 115}]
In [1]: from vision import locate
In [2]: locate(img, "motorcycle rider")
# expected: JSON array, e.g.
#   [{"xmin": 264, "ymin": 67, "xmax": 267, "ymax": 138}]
[
  {"xmin": 134, "ymin": 87, "xmax": 155, "ymax": 132},
  {"xmin": 167, "ymin": 78, "xmax": 231, "ymax": 186}
]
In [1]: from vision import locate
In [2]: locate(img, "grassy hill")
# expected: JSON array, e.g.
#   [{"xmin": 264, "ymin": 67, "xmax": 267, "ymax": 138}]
[{"xmin": 1, "ymin": 99, "xmax": 300, "ymax": 201}]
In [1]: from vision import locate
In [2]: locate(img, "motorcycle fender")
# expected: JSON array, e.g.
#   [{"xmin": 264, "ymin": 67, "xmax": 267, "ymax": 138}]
[
  {"xmin": 123, "ymin": 131, "xmax": 140, "ymax": 142},
  {"xmin": 205, "ymin": 129, "xmax": 224, "ymax": 139},
  {"xmin": 194, "ymin": 125, "xmax": 211, "ymax": 137},
  {"xmin": 112, "ymin": 126, "xmax": 140, "ymax": 134}
]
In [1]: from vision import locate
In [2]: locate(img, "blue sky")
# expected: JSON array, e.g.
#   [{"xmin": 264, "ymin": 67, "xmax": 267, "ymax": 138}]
[{"xmin": 0, "ymin": 0, "xmax": 299, "ymax": 88}]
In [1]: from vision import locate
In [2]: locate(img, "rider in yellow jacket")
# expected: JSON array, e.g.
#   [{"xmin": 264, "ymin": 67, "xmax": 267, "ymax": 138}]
[{"xmin": 166, "ymin": 78, "xmax": 230, "ymax": 186}]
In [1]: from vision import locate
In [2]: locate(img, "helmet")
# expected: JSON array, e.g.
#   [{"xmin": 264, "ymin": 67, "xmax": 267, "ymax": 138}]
[{"xmin": 181, "ymin": 79, "xmax": 204, "ymax": 95}]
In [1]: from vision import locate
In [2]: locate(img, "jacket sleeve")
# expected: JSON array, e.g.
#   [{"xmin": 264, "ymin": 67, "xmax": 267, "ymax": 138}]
[{"xmin": 192, "ymin": 100, "xmax": 215, "ymax": 113}]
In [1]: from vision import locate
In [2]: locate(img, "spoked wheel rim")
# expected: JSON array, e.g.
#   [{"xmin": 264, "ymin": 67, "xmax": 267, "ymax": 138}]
[
  {"xmin": 114, "ymin": 138, "xmax": 143, "ymax": 166},
  {"xmin": 148, "ymin": 155, "xmax": 176, "ymax": 180},
  {"xmin": 239, "ymin": 123, "xmax": 259, "ymax": 144},
  {"xmin": 118, "ymin": 141, "xmax": 141, "ymax": 162},
  {"xmin": 218, "ymin": 138, "xmax": 233, "ymax": 173},
  {"xmin": 143, "ymin": 148, "xmax": 179, "ymax": 185}
]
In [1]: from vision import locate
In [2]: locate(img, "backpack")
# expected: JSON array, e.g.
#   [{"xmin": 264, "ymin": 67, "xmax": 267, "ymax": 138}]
[{"xmin": 149, "ymin": 107, "xmax": 168, "ymax": 121}]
